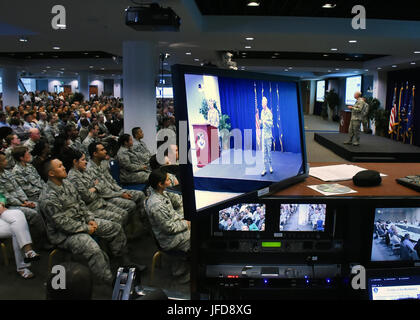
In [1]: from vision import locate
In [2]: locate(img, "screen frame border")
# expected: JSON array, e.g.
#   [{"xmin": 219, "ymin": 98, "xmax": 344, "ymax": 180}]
[
  {"xmin": 171, "ymin": 64, "xmax": 309, "ymax": 220},
  {"xmin": 345, "ymin": 75, "xmax": 363, "ymax": 106}
]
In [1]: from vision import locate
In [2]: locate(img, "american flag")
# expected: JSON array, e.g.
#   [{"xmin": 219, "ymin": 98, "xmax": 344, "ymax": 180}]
[{"xmin": 389, "ymin": 104, "xmax": 397, "ymax": 134}]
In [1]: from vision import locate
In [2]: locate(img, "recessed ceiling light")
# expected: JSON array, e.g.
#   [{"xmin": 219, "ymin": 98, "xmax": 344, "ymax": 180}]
[
  {"xmin": 345, "ymin": 58, "xmax": 350, "ymax": 60},
  {"xmin": 411, "ymin": 62, "xmax": 416, "ymax": 65},
  {"xmin": 331, "ymin": 48, "xmax": 338, "ymax": 51},
  {"xmin": 84, "ymin": 52, "xmax": 89, "ymax": 55},
  {"xmin": 52, "ymin": 46, "xmax": 60, "ymax": 50},
  {"xmin": 245, "ymin": 46, "xmax": 252, "ymax": 49},
  {"xmin": 323, "ymin": 54, "xmax": 329, "ymax": 57},
  {"xmin": 274, "ymin": 53, "xmax": 280, "ymax": 55},
  {"xmin": 377, "ymin": 67, "xmax": 382, "ymax": 70},
  {"xmin": 245, "ymin": 37, "xmax": 254, "ymax": 41},
  {"xmin": 392, "ymin": 65, "xmax": 397, "ymax": 68},
  {"xmin": 46, "ymin": 66, "xmax": 51, "ymax": 68},
  {"xmin": 355, "ymin": 55, "xmax": 360, "ymax": 58},
  {"xmin": 288, "ymin": 67, "xmax": 293, "ymax": 69},
  {"xmin": 335, "ymin": 68, "xmax": 340, "ymax": 70},
  {"xmin": 89, "ymin": 66, "xmax": 94, "ymax": 68},
  {"xmin": 414, "ymin": 51, "xmax": 420, "ymax": 54},
  {"xmin": 186, "ymin": 52, "xmax": 192, "ymax": 55},
  {"xmin": 272, "ymin": 56, "xmax": 277, "ymax": 59},
  {"xmin": 19, "ymin": 37, "xmax": 28, "ymax": 42},
  {"xmin": 284, "ymin": 69, "xmax": 289, "ymax": 72},
  {"xmin": 95, "ymin": 55, "xmax": 100, "ymax": 58},
  {"xmin": 194, "ymin": 58, "xmax": 200, "ymax": 62},
  {"xmin": 322, "ymin": 3, "xmax": 336, "ymax": 9},
  {"xmin": 247, "ymin": 1, "xmax": 260, "ymax": 7},
  {"xmin": 349, "ymin": 40, "xmax": 357, "ymax": 43}
]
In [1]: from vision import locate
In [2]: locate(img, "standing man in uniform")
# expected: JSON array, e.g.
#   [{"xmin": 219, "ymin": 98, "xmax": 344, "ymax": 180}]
[
  {"xmin": 260, "ymin": 97, "xmax": 274, "ymax": 176},
  {"xmin": 344, "ymin": 91, "xmax": 365, "ymax": 146}
]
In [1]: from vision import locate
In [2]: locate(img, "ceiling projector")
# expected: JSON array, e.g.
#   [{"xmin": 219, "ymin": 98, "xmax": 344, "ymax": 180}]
[{"xmin": 125, "ymin": 3, "xmax": 181, "ymax": 31}]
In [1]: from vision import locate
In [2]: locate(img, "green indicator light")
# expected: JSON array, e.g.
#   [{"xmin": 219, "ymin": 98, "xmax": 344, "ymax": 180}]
[{"xmin": 262, "ymin": 242, "xmax": 282, "ymax": 248}]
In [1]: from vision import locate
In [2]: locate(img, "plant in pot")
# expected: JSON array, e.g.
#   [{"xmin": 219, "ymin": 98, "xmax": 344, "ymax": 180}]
[
  {"xmin": 364, "ymin": 97, "xmax": 380, "ymax": 134},
  {"xmin": 324, "ymin": 89, "xmax": 340, "ymax": 121},
  {"xmin": 373, "ymin": 108, "xmax": 390, "ymax": 137},
  {"xmin": 321, "ymin": 100, "xmax": 328, "ymax": 120},
  {"xmin": 199, "ymin": 99, "xmax": 232, "ymax": 149}
]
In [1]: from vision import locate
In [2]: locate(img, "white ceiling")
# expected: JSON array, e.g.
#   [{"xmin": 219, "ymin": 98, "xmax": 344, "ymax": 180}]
[{"xmin": 1, "ymin": 0, "xmax": 420, "ymax": 80}]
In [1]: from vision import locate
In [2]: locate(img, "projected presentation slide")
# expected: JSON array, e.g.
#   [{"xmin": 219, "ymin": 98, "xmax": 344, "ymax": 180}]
[
  {"xmin": 345, "ymin": 76, "xmax": 362, "ymax": 105},
  {"xmin": 279, "ymin": 204, "xmax": 326, "ymax": 232},
  {"xmin": 371, "ymin": 208, "xmax": 420, "ymax": 262},
  {"xmin": 316, "ymin": 80, "xmax": 325, "ymax": 102},
  {"xmin": 184, "ymin": 74, "xmax": 305, "ymax": 210},
  {"xmin": 218, "ymin": 203, "xmax": 266, "ymax": 231}
]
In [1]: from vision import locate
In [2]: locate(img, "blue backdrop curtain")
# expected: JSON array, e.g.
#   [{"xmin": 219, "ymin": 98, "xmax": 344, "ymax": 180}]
[{"xmin": 218, "ymin": 77, "xmax": 302, "ymax": 153}]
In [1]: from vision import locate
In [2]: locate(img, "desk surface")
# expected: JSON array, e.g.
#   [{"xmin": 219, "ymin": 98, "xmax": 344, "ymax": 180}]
[{"xmin": 271, "ymin": 162, "xmax": 420, "ymax": 198}]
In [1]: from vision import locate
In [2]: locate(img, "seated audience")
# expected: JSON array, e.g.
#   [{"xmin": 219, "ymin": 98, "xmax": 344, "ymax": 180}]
[
  {"xmin": 39, "ymin": 158, "xmax": 140, "ymax": 285},
  {"xmin": 116, "ymin": 134, "xmax": 150, "ymax": 184},
  {"xmin": 4, "ymin": 134, "xmax": 21, "ymax": 170},
  {"xmin": 31, "ymin": 138, "xmax": 51, "ymax": 177}
]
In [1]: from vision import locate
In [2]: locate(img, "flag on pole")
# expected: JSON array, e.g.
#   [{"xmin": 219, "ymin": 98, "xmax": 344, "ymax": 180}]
[
  {"xmin": 407, "ymin": 85, "xmax": 415, "ymax": 143},
  {"xmin": 400, "ymin": 82, "xmax": 410, "ymax": 141},
  {"xmin": 397, "ymin": 84, "xmax": 404, "ymax": 140},
  {"xmin": 276, "ymin": 84, "xmax": 284, "ymax": 152},
  {"xmin": 388, "ymin": 85, "xmax": 397, "ymax": 135},
  {"xmin": 255, "ymin": 82, "xmax": 261, "ymax": 150}
]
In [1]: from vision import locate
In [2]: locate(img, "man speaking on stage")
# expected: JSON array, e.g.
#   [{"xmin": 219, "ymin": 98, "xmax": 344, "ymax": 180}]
[
  {"xmin": 260, "ymin": 96, "xmax": 274, "ymax": 176},
  {"xmin": 344, "ymin": 91, "xmax": 366, "ymax": 147}
]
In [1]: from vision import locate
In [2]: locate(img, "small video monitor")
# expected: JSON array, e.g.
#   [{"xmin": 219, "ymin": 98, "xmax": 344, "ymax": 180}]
[
  {"xmin": 218, "ymin": 203, "xmax": 266, "ymax": 232},
  {"xmin": 368, "ymin": 273, "xmax": 420, "ymax": 300},
  {"xmin": 279, "ymin": 204, "xmax": 326, "ymax": 232},
  {"xmin": 371, "ymin": 208, "xmax": 420, "ymax": 262}
]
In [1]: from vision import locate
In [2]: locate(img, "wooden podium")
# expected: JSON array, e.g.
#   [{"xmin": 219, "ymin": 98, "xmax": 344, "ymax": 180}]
[
  {"xmin": 192, "ymin": 124, "xmax": 219, "ymax": 168},
  {"xmin": 339, "ymin": 110, "xmax": 352, "ymax": 133}
]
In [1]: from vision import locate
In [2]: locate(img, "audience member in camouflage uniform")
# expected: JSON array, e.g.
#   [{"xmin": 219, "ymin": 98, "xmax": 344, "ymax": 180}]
[
  {"xmin": 23, "ymin": 128, "xmax": 41, "ymax": 153},
  {"xmin": 145, "ymin": 169, "xmax": 190, "ymax": 283},
  {"xmin": 116, "ymin": 134, "xmax": 150, "ymax": 184},
  {"xmin": 0, "ymin": 152, "xmax": 46, "ymax": 243},
  {"xmin": 132, "ymin": 127, "xmax": 153, "ymax": 171},
  {"xmin": 4, "ymin": 134, "xmax": 20, "ymax": 170},
  {"xmin": 39, "ymin": 158, "xmax": 128, "ymax": 285},
  {"xmin": 87, "ymin": 142, "xmax": 147, "ymax": 238},
  {"xmin": 82, "ymin": 123, "xmax": 99, "ymax": 149},
  {"xmin": 65, "ymin": 149, "xmax": 128, "ymax": 225},
  {"xmin": 12, "ymin": 146, "xmax": 46, "ymax": 202}
]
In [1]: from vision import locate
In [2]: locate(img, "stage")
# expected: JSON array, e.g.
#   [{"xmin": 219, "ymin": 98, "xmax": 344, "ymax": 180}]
[
  {"xmin": 193, "ymin": 149, "xmax": 303, "ymax": 193},
  {"xmin": 314, "ymin": 133, "xmax": 420, "ymax": 162}
]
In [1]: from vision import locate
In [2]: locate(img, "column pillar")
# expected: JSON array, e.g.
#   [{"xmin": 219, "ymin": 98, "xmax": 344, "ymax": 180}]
[
  {"xmin": 78, "ymin": 71, "xmax": 89, "ymax": 102},
  {"xmin": 123, "ymin": 41, "xmax": 158, "ymax": 153},
  {"xmin": 373, "ymin": 71, "xmax": 388, "ymax": 109},
  {"xmin": 2, "ymin": 66, "xmax": 19, "ymax": 108}
]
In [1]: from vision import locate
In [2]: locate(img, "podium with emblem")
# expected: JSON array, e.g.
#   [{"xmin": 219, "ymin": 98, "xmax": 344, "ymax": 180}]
[
  {"xmin": 339, "ymin": 110, "xmax": 352, "ymax": 133},
  {"xmin": 192, "ymin": 124, "xmax": 220, "ymax": 168}
]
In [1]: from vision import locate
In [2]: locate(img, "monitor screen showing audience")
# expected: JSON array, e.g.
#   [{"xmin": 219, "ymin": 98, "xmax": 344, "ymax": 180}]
[
  {"xmin": 279, "ymin": 204, "xmax": 326, "ymax": 232},
  {"xmin": 218, "ymin": 204, "xmax": 265, "ymax": 232}
]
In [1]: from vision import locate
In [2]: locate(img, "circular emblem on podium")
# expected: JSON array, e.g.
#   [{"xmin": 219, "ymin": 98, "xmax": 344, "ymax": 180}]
[
  {"xmin": 197, "ymin": 133, "xmax": 206, "ymax": 150},
  {"xmin": 340, "ymin": 117, "xmax": 344, "ymax": 127}
]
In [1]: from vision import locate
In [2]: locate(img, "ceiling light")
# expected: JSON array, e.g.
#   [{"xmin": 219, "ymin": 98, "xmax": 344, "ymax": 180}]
[
  {"xmin": 328, "ymin": 70, "xmax": 332, "ymax": 72},
  {"xmin": 245, "ymin": 46, "xmax": 252, "ymax": 49},
  {"xmin": 101, "ymin": 68, "xmax": 105, "ymax": 70},
  {"xmin": 245, "ymin": 37, "xmax": 254, "ymax": 41},
  {"xmin": 331, "ymin": 48, "xmax": 338, "ymax": 51},
  {"xmin": 288, "ymin": 67, "xmax": 293, "ymax": 69},
  {"xmin": 414, "ymin": 51, "xmax": 420, "ymax": 54},
  {"xmin": 247, "ymin": 1, "xmax": 260, "ymax": 7},
  {"xmin": 349, "ymin": 40, "xmax": 357, "ymax": 43},
  {"xmin": 19, "ymin": 37, "xmax": 28, "ymax": 42},
  {"xmin": 274, "ymin": 53, "xmax": 280, "ymax": 55},
  {"xmin": 345, "ymin": 58, "xmax": 350, "ymax": 60},
  {"xmin": 84, "ymin": 52, "xmax": 89, "ymax": 55},
  {"xmin": 186, "ymin": 52, "xmax": 192, "ymax": 55},
  {"xmin": 377, "ymin": 67, "xmax": 382, "ymax": 70},
  {"xmin": 364, "ymin": 69, "xmax": 369, "ymax": 71},
  {"xmin": 335, "ymin": 68, "xmax": 340, "ymax": 70},
  {"xmin": 95, "ymin": 55, "xmax": 100, "ymax": 58},
  {"xmin": 89, "ymin": 66, "xmax": 94, "ymax": 68},
  {"xmin": 284, "ymin": 69, "xmax": 289, "ymax": 72},
  {"xmin": 194, "ymin": 58, "xmax": 200, "ymax": 62},
  {"xmin": 52, "ymin": 46, "xmax": 60, "ymax": 50},
  {"xmin": 46, "ymin": 66, "xmax": 51, "ymax": 68},
  {"xmin": 392, "ymin": 65, "xmax": 397, "ymax": 68},
  {"xmin": 411, "ymin": 62, "xmax": 416, "ymax": 65},
  {"xmin": 322, "ymin": 3, "xmax": 336, "ymax": 9},
  {"xmin": 323, "ymin": 54, "xmax": 329, "ymax": 57},
  {"xmin": 60, "ymin": 68, "xmax": 65, "ymax": 70},
  {"xmin": 272, "ymin": 56, "xmax": 277, "ymax": 59}
]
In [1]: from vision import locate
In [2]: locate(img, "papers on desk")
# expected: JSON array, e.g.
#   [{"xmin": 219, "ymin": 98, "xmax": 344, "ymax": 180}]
[
  {"xmin": 308, "ymin": 184, "xmax": 357, "ymax": 196},
  {"xmin": 309, "ymin": 164, "xmax": 387, "ymax": 182}
]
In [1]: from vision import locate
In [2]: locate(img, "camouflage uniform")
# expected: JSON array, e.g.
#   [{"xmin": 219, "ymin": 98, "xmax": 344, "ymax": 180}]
[
  {"xmin": 67, "ymin": 168, "xmax": 128, "ymax": 225},
  {"xmin": 23, "ymin": 139, "xmax": 36, "ymax": 153},
  {"xmin": 69, "ymin": 138, "xmax": 89, "ymax": 159},
  {"xmin": 39, "ymin": 179, "xmax": 127, "ymax": 284},
  {"xmin": 116, "ymin": 146, "xmax": 150, "ymax": 184},
  {"xmin": 145, "ymin": 189, "xmax": 190, "ymax": 252},
  {"xmin": 4, "ymin": 147, "xmax": 16, "ymax": 170},
  {"xmin": 82, "ymin": 135, "xmax": 97, "ymax": 149},
  {"xmin": 12, "ymin": 163, "xmax": 46, "ymax": 202},
  {"xmin": 132, "ymin": 139, "xmax": 152, "ymax": 170},
  {"xmin": 261, "ymin": 108, "xmax": 273, "ymax": 171},
  {"xmin": 87, "ymin": 160, "xmax": 147, "ymax": 237},
  {"xmin": 346, "ymin": 98, "xmax": 365, "ymax": 145},
  {"xmin": 43, "ymin": 123, "xmax": 60, "ymax": 145},
  {"xmin": 0, "ymin": 169, "xmax": 46, "ymax": 241}
]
